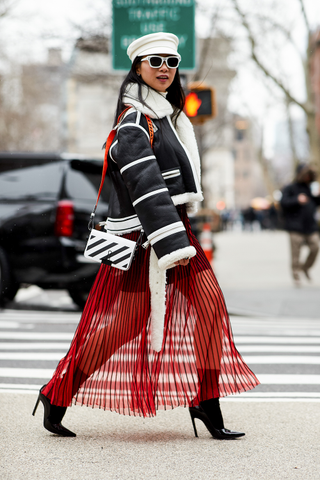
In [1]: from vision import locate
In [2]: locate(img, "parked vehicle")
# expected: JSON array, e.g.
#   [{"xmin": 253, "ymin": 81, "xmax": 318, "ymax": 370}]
[{"xmin": 0, "ymin": 152, "xmax": 110, "ymax": 308}]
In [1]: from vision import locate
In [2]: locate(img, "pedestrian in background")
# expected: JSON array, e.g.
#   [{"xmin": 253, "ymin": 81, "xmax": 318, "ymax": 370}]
[
  {"xmin": 281, "ymin": 163, "xmax": 320, "ymax": 285},
  {"xmin": 33, "ymin": 32, "xmax": 259, "ymax": 440}
]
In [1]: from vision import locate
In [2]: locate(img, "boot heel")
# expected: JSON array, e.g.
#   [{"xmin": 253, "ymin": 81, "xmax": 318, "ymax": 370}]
[
  {"xmin": 32, "ymin": 385, "xmax": 76, "ymax": 437},
  {"xmin": 189, "ymin": 409, "xmax": 198, "ymax": 437},
  {"xmin": 190, "ymin": 404, "xmax": 245, "ymax": 440},
  {"xmin": 32, "ymin": 395, "xmax": 40, "ymax": 416}
]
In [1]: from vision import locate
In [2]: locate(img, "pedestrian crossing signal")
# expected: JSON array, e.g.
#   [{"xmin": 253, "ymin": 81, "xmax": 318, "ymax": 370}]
[
  {"xmin": 184, "ymin": 83, "xmax": 217, "ymax": 125},
  {"xmin": 185, "ymin": 92, "xmax": 202, "ymax": 117}
]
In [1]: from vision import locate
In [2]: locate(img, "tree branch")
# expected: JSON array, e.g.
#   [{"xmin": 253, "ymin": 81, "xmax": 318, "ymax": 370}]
[
  {"xmin": 253, "ymin": 13, "xmax": 303, "ymax": 60},
  {"xmin": 192, "ymin": 4, "xmax": 223, "ymax": 82},
  {"xmin": 298, "ymin": 0, "xmax": 310, "ymax": 35},
  {"xmin": 0, "ymin": 0, "xmax": 17, "ymax": 19},
  {"xmin": 230, "ymin": 0, "xmax": 310, "ymax": 114}
]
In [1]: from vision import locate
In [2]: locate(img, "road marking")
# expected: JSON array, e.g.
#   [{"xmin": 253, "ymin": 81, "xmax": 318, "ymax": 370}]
[
  {"xmin": 239, "ymin": 345, "xmax": 320, "ymax": 353},
  {"xmin": 0, "ymin": 368, "xmax": 54, "ymax": 378},
  {"xmin": 230, "ymin": 391, "xmax": 320, "ymax": 398},
  {"xmin": 1, "ymin": 368, "xmax": 320, "ymax": 386},
  {"xmin": 0, "ymin": 321, "xmax": 20, "ymax": 329},
  {"xmin": 243, "ymin": 355, "xmax": 320, "ymax": 364},
  {"xmin": 223, "ymin": 391, "xmax": 320, "ymax": 402},
  {"xmin": 1, "ymin": 309, "xmax": 320, "ymax": 403},
  {"xmin": 234, "ymin": 336, "xmax": 320, "ymax": 344},
  {"xmin": 223, "ymin": 398, "xmax": 320, "ymax": 403},
  {"xmin": 0, "ymin": 383, "xmax": 41, "ymax": 390},
  {"xmin": 0, "ymin": 384, "xmax": 320, "ymax": 402},
  {"xmin": 235, "ymin": 330, "xmax": 320, "ymax": 337},
  {"xmin": 256, "ymin": 374, "xmax": 320, "ymax": 384},
  {"xmin": 0, "ymin": 332, "xmax": 74, "ymax": 340},
  {"xmin": 5, "ymin": 353, "xmax": 319, "ymax": 363},
  {"xmin": 0, "ymin": 311, "xmax": 79, "ymax": 324},
  {"xmin": 2, "ymin": 343, "xmax": 320, "ymax": 353},
  {"xmin": 0, "ymin": 342, "xmax": 70, "ymax": 350},
  {"xmin": 230, "ymin": 318, "xmax": 320, "ymax": 326},
  {"xmin": 0, "ymin": 352, "xmax": 64, "ymax": 360},
  {"xmin": 0, "ymin": 318, "xmax": 79, "ymax": 325},
  {"xmin": 0, "ymin": 389, "xmax": 42, "ymax": 395}
]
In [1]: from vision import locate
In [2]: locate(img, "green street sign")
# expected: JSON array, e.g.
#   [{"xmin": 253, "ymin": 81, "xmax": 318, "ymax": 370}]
[{"xmin": 112, "ymin": 0, "xmax": 195, "ymax": 71}]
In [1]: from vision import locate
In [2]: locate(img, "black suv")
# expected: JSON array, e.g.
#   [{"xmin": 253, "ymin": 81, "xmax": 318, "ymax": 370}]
[{"xmin": 0, "ymin": 152, "xmax": 110, "ymax": 308}]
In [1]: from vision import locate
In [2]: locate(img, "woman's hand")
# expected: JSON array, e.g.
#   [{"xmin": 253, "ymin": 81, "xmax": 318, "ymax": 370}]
[{"xmin": 174, "ymin": 258, "xmax": 190, "ymax": 267}]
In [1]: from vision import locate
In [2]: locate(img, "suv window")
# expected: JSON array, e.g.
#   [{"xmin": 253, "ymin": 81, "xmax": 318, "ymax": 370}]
[
  {"xmin": 0, "ymin": 162, "xmax": 62, "ymax": 201},
  {"xmin": 66, "ymin": 160, "xmax": 110, "ymax": 203}
]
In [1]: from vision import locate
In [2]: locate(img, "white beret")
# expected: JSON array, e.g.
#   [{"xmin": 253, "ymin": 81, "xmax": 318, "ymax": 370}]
[{"xmin": 127, "ymin": 32, "xmax": 181, "ymax": 63}]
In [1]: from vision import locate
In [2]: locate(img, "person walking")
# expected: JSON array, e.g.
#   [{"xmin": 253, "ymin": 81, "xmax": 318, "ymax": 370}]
[
  {"xmin": 33, "ymin": 32, "xmax": 259, "ymax": 439},
  {"xmin": 281, "ymin": 163, "xmax": 320, "ymax": 285}
]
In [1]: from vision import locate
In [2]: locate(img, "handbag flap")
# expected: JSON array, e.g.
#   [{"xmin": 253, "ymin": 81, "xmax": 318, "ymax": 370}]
[{"xmin": 84, "ymin": 229, "xmax": 136, "ymax": 271}]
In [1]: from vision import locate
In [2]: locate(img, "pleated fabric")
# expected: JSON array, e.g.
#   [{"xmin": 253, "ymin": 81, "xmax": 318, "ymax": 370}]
[{"xmin": 43, "ymin": 206, "xmax": 259, "ymax": 417}]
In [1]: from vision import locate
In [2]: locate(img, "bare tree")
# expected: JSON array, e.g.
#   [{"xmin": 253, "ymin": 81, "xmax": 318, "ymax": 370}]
[
  {"xmin": 0, "ymin": 0, "xmax": 17, "ymax": 19},
  {"xmin": 0, "ymin": 58, "xmax": 66, "ymax": 151},
  {"xmin": 230, "ymin": 0, "xmax": 320, "ymax": 171}
]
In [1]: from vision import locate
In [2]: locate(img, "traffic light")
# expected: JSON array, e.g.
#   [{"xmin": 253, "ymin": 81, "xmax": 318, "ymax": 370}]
[{"xmin": 184, "ymin": 83, "xmax": 217, "ymax": 125}]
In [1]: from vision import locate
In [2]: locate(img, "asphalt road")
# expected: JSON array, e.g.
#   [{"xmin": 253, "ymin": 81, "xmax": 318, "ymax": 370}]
[{"xmin": 2, "ymin": 227, "xmax": 320, "ymax": 479}]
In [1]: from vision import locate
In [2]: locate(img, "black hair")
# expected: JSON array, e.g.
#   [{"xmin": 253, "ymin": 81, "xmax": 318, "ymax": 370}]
[
  {"xmin": 295, "ymin": 163, "xmax": 316, "ymax": 183},
  {"xmin": 113, "ymin": 56, "xmax": 185, "ymax": 127}
]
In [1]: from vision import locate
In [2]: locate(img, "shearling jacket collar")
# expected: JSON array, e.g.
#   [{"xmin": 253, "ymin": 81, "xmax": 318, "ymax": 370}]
[{"xmin": 123, "ymin": 83, "xmax": 173, "ymax": 119}]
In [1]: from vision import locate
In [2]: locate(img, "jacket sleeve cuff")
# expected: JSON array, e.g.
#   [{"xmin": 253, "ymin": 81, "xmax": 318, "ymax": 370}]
[{"xmin": 158, "ymin": 246, "xmax": 197, "ymax": 271}]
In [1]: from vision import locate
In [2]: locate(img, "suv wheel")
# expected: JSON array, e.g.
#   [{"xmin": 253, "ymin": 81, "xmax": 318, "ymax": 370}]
[
  {"xmin": 0, "ymin": 247, "xmax": 13, "ymax": 306},
  {"xmin": 5, "ymin": 280, "xmax": 20, "ymax": 302},
  {"xmin": 68, "ymin": 287, "xmax": 89, "ymax": 309}
]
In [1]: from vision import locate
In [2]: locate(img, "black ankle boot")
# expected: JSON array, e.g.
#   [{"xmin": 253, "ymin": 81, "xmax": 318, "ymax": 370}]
[
  {"xmin": 32, "ymin": 386, "xmax": 76, "ymax": 437},
  {"xmin": 189, "ymin": 397, "xmax": 245, "ymax": 440},
  {"xmin": 200, "ymin": 397, "xmax": 224, "ymax": 429},
  {"xmin": 48, "ymin": 404, "xmax": 67, "ymax": 424}
]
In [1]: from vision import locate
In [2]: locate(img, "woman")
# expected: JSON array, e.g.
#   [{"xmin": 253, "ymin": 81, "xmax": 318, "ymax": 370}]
[{"xmin": 33, "ymin": 32, "xmax": 259, "ymax": 439}]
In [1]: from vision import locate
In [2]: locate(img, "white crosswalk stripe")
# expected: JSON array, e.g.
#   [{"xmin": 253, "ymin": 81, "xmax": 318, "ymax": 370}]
[
  {"xmin": 0, "ymin": 309, "xmax": 75, "ymax": 394},
  {"xmin": 0, "ymin": 332, "xmax": 74, "ymax": 340},
  {"xmin": 224, "ymin": 316, "xmax": 320, "ymax": 402},
  {"xmin": 0, "ymin": 310, "xmax": 320, "ymax": 401}
]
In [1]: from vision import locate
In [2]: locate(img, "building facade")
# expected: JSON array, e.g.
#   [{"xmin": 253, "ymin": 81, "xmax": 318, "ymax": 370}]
[
  {"xmin": 0, "ymin": 48, "xmax": 66, "ymax": 152},
  {"xmin": 65, "ymin": 36, "xmax": 123, "ymax": 157},
  {"xmin": 232, "ymin": 115, "xmax": 266, "ymax": 209}
]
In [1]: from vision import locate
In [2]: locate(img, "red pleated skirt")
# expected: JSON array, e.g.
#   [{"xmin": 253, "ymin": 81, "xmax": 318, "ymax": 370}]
[{"xmin": 43, "ymin": 206, "xmax": 259, "ymax": 417}]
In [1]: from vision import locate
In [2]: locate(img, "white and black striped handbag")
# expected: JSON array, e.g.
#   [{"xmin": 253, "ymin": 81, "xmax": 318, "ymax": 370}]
[
  {"xmin": 84, "ymin": 107, "xmax": 152, "ymax": 271},
  {"xmin": 84, "ymin": 228, "xmax": 143, "ymax": 270}
]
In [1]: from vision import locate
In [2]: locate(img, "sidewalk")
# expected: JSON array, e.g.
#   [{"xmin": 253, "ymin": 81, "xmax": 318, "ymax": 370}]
[
  {"xmin": 213, "ymin": 230, "xmax": 320, "ymax": 318},
  {"xmin": 1, "ymin": 393, "xmax": 319, "ymax": 480}
]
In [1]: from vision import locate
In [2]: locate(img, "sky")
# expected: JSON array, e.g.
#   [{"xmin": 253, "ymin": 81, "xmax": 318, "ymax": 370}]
[
  {"xmin": 0, "ymin": 0, "xmax": 110, "ymax": 62},
  {"xmin": 1, "ymin": 0, "xmax": 320, "ymax": 157}
]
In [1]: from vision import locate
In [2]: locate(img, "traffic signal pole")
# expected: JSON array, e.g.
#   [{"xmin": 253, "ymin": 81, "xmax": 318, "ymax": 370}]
[
  {"xmin": 184, "ymin": 83, "xmax": 217, "ymax": 209},
  {"xmin": 194, "ymin": 124, "xmax": 206, "ymax": 208}
]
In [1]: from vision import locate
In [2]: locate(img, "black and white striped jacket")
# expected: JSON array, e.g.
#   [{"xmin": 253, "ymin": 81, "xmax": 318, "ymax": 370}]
[{"xmin": 106, "ymin": 84, "xmax": 203, "ymax": 270}]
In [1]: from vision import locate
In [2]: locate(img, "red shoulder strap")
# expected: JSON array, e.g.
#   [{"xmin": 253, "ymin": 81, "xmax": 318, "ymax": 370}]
[
  {"xmin": 145, "ymin": 115, "xmax": 154, "ymax": 149},
  {"xmin": 93, "ymin": 109, "xmax": 154, "ymax": 215}
]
